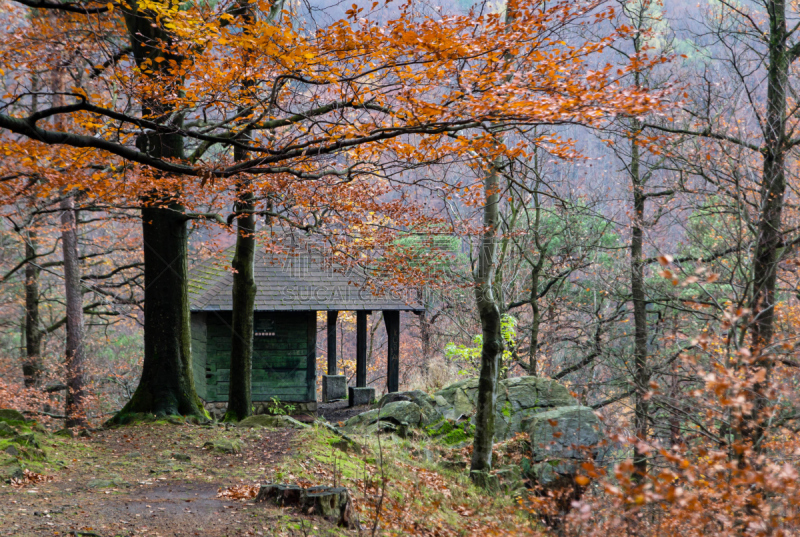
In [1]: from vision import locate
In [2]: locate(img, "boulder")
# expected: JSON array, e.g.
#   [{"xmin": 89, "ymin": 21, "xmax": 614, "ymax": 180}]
[
  {"xmin": 375, "ymin": 391, "xmax": 442, "ymax": 425},
  {"xmin": 341, "ymin": 400, "xmax": 436, "ymax": 433},
  {"xmin": 0, "ymin": 409, "xmax": 26, "ymax": 424},
  {"xmin": 524, "ymin": 406, "xmax": 605, "ymax": 485},
  {"xmin": 237, "ymin": 415, "xmax": 309, "ymax": 429},
  {"xmin": 203, "ymin": 438, "xmax": 242, "ymax": 454}
]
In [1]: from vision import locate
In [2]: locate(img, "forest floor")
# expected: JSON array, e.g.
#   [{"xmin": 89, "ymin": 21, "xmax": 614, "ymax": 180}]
[{"xmin": 0, "ymin": 414, "xmax": 540, "ymax": 537}]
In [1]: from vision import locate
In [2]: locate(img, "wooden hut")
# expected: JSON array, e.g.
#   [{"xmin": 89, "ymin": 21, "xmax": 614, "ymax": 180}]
[{"xmin": 187, "ymin": 239, "xmax": 423, "ymax": 414}]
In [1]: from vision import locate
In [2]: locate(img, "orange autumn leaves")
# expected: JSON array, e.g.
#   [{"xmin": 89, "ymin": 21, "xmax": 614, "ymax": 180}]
[{"xmin": 0, "ymin": 0, "xmax": 668, "ymax": 181}]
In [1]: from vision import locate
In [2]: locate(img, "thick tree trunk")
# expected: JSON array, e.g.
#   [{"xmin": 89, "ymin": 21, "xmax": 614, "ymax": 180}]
[
  {"xmin": 118, "ymin": 203, "xmax": 203, "ymax": 418},
  {"xmin": 630, "ymin": 121, "xmax": 650, "ymax": 480},
  {"xmin": 23, "ymin": 229, "xmax": 42, "ymax": 387},
  {"xmin": 470, "ymin": 161, "xmax": 503, "ymax": 479},
  {"xmin": 61, "ymin": 195, "xmax": 86, "ymax": 427},
  {"xmin": 113, "ymin": 6, "xmax": 204, "ymax": 420}
]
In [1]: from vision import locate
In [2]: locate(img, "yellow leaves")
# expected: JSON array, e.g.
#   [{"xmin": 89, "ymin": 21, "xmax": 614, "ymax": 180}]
[{"xmin": 106, "ymin": 2, "xmax": 114, "ymax": 12}]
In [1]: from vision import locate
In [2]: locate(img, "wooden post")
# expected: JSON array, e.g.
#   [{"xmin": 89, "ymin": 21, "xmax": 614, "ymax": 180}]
[
  {"xmin": 356, "ymin": 311, "xmax": 368, "ymax": 387},
  {"xmin": 384, "ymin": 311, "xmax": 400, "ymax": 393},
  {"xmin": 307, "ymin": 311, "xmax": 317, "ymax": 401},
  {"xmin": 327, "ymin": 311, "xmax": 338, "ymax": 375}
]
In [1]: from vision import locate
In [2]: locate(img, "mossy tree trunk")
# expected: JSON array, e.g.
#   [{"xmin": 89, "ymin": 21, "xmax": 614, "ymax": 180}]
[
  {"xmin": 113, "ymin": 1, "xmax": 204, "ymax": 420},
  {"xmin": 225, "ymin": 166, "xmax": 256, "ymax": 422},
  {"xmin": 470, "ymin": 159, "xmax": 503, "ymax": 478},
  {"xmin": 118, "ymin": 201, "xmax": 204, "ymax": 418}
]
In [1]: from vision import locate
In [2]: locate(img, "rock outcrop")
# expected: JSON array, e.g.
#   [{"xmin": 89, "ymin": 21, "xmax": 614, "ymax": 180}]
[
  {"xmin": 432, "ymin": 376, "xmax": 577, "ymax": 441},
  {"xmin": 339, "ymin": 376, "xmax": 606, "ymax": 499},
  {"xmin": 342, "ymin": 376, "xmax": 583, "ymax": 444}
]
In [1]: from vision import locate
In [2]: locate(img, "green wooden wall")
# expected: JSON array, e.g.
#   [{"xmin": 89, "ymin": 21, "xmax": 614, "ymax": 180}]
[
  {"xmin": 191, "ymin": 310, "xmax": 316, "ymax": 403},
  {"xmin": 190, "ymin": 312, "xmax": 207, "ymax": 400}
]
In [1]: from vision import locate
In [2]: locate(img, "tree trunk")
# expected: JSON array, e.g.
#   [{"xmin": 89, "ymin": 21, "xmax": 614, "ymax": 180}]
[
  {"xmin": 630, "ymin": 119, "xmax": 650, "ymax": 480},
  {"xmin": 118, "ymin": 203, "xmax": 203, "ymax": 418},
  {"xmin": 225, "ymin": 166, "xmax": 256, "ymax": 422},
  {"xmin": 23, "ymin": 229, "xmax": 42, "ymax": 387},
  {"xmin": 61, "ymin": 195, "xmax": 86, "ymax": 427},
  {"xmin": 528, "ymin": 181, "xmax": 544, "ymax": 376},
  {"xmin": 225, "ymin": 0, "xmax": 263, "ymax": 422},
  {"xmin": 746, "ymin": 0, "xmax": 788, "ymax": 450},
  {"xmin": 113, "ymin": 6, "xmax": 204, "ymax": 420},
  {"xmin": 470, "ymin": 160, "xmax": 503, "ymax": 479},
  {"xmin": 528, "ymin": 262, "xmax": 541, "ymax": 376}
]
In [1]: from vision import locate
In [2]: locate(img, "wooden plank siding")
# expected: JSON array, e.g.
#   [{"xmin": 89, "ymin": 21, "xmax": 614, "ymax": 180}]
[
  {"xmin": 192, "ymin": 311, "xmax": 315, "ymax": 402},
  {"xmin": 190, "ymin": 312, "xmax": 208, "ymax": 400}
]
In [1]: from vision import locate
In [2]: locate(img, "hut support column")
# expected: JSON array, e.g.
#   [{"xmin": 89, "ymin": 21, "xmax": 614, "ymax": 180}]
[
  {"xmin": 384, "ymin": 311, "xmax": 400, "ymax": 393},
  {"xmin": 327, "ymin": 311, "xmax": 338, "ymax": 375},
  {"xmin": 322, "ymin": 311, "xmax": 346, "ymax": 403},
  {"xmin": 356, "ymin": 311, "xmax": 368, "ymax": 387}
]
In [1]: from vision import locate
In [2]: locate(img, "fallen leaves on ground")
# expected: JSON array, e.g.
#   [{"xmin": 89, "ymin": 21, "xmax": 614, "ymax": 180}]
[
  {"xmin": 10, "ymin": 469, "xmax": 53, "ymax": 488},
  {"xmin": 217, "ymin": 483, "xmax": 259, "ymax": 500}
]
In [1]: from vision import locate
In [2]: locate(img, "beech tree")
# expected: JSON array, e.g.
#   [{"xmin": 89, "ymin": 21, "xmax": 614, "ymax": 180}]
[{"xmin": 0, "ymin": 0, "xmax": 662, "ymax": 423}]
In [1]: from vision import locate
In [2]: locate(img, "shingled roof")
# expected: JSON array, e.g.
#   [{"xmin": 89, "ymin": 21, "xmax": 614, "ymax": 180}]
[{"xmin": 188, "ymin": 241, "xmax": 423, "ymax": 312}]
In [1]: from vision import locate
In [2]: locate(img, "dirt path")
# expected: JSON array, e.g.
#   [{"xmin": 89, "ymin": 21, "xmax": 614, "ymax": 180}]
[{"xmin": 0, "ymin": 423, "xmax": 348, "ymax": 537}]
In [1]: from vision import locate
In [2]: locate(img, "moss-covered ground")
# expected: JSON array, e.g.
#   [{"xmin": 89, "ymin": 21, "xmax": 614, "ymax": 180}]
[{"xmin": 0, "ymin": 417, "xmax": 543, "ymax": 536}]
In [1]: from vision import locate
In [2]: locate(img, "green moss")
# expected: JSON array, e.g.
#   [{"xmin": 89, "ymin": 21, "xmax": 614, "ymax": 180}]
[
  {"xmin": 426, "ymin": 419, "xmax": 454, "ymax": 437},
  {"xmin": 501, "ymin": 401, "xmax": 512, "ymax": 418},
  {"xmin": 426, "ymin": 419, "xmax": 476, "ymax": 445},
  {"xmin": 0, "ymin": 438, "xmax": 46, "ymax": 461},
  {"xmin": 222, "ymin": 411, "xmax": 241, "ymax": 423},
  {"xmin": 291, "ymin": 427, "xmax": 365, "ymax": 480},
  {"xmin": 442, "ymin": 429, "xmax": 469, "ymax": 445}
]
